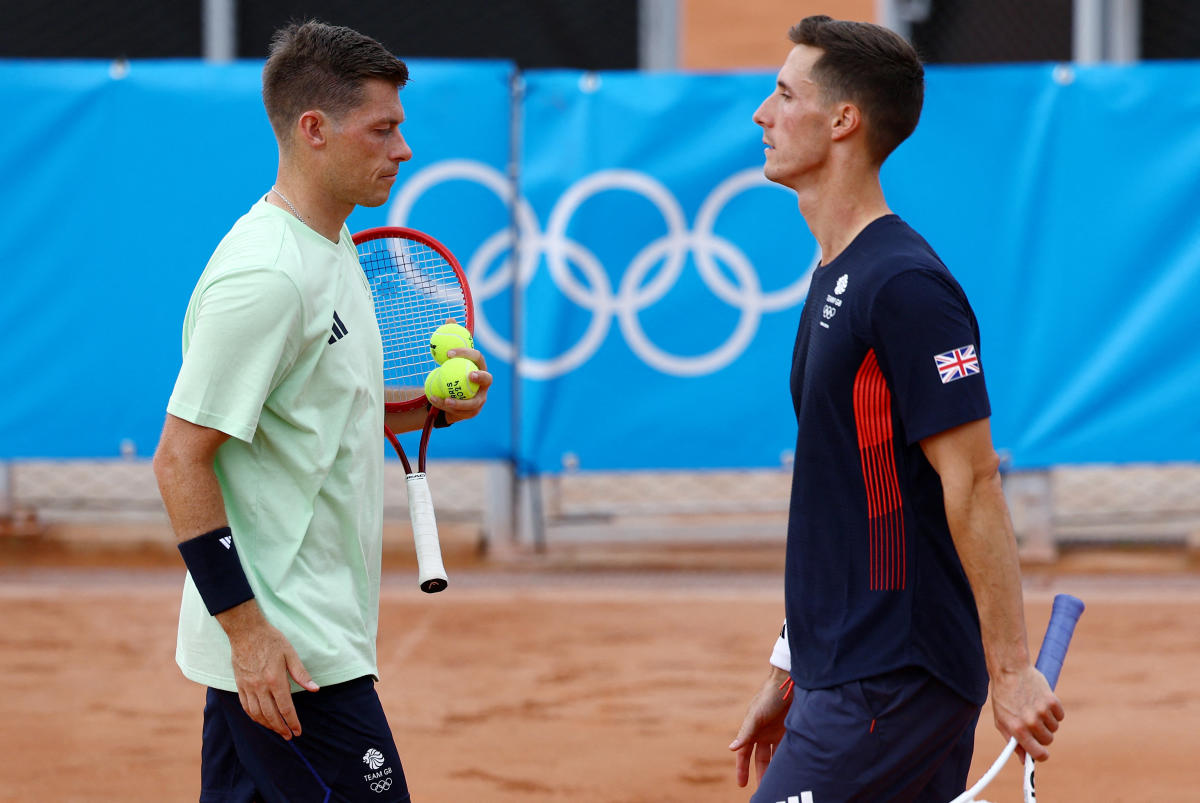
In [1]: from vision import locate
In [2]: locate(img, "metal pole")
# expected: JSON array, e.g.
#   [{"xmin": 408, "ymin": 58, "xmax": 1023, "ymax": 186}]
[
  {"xmin": 203, "ymin": 0, "xmax": 236, "ymax": 63},
  {"xmin": 0, "ymin": 461, "xmax": 11, "ymax": 516},
  {"xmin": 484, "ymin": 462, "xmax": 515, "ymax": 554},
  {"xmin": 877, "ymin": 0, "xmax": 910, "ymax": 40},
  {"xmin": 1108, "ymin": 0, "xmax": 1141, "ymax": 63},
  {"xmin": 507, "ymin": 69, "xmax": 530, "ymax": 549},
  {"xmin": 1074, "ymin": 0, "xmax": 1104, "ymax": 63},
  {"xmin": 639, "ymin": 0, "xmax": 679, "ymax": 71},
  {"xmin": 877, "ymin": 0, "xmax": 932, "ymax": 42},
  {"xmin": 505, "ymin": 69, "xmax": 548, "ymax": 552}
]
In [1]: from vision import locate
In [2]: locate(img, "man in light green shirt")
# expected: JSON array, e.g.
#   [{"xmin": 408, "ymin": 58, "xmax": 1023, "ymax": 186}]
[
  {"xmin": 171, "ymin": 198, "xmax": 388, "ymax": 692},
  {"xmin": 153, "ymin": 21, "xmax": 491, "ymax": 803}
]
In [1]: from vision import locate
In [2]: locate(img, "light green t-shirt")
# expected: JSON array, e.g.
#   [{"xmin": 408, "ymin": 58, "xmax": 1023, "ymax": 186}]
[{"xmin": 168, "ymin": 199, "xmax": 385, "ymax": 692}]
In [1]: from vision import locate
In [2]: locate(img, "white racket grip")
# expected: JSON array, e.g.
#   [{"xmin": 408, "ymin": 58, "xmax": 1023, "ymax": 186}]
[
  {"xmin": 1024, "ymin": 753, "xmax": 1037, "ymax": 802},
  {"xmin": 405, "ymin": 473, "xmax": 448, "ymax": 593}
]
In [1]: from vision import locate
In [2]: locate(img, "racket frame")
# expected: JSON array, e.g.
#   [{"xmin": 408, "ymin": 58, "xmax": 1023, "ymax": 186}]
[
  {"xmin": 351, "ymin": 225, "xmax": 475, "ymax": 414},
  {"xmin": 353, "ymin": 226, "xmax": 473, "ymax": 595}
]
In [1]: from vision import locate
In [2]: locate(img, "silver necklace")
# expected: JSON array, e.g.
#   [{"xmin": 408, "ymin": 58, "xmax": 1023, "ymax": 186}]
[{"xmin": 270, "ymin": 186, "xmax": 305, "ymax": 223}]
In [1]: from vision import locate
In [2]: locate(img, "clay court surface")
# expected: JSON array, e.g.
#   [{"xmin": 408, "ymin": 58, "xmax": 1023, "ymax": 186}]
[{"xmin": 1, "ymin": 548, "xmax": 1198, "ymax": 803}]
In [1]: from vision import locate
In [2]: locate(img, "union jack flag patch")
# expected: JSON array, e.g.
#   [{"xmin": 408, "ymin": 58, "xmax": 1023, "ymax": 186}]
[{"xmin": 934, "ymin": 344, "xmax": 981, "ymax": 384}]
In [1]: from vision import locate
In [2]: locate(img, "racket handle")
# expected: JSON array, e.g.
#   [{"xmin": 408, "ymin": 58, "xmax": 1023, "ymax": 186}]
[
  {"xmin": 1033, "ymin": 594, "xmax": 1085, "ymax": 690},
  {"xmin": 948, "ymin": 595, "xmax": 1085, "ymax": 803},
  {"xmin": 405, "ymin": 473, "xmax": 448, "ymax": 593}
]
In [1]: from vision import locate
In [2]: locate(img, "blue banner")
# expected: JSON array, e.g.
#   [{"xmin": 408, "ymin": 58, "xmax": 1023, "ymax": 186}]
[
  {"xmin": 889, "ymin": 62, "xmax": 1200, "ymax": 467},
  {"xmin": 0, "ymin": 59, "xmax": 513, "ymax": 460},
  {"xmin": 2, "ymin": 60, "xmax": 1199, "ymax": 471},
  {"xmin": 511, "ymin": 70, "xmax": 809, "ymax": 471},
  {"xmin": 500, "ymin": 64, "xmax": 1200, "ymax": 471}
]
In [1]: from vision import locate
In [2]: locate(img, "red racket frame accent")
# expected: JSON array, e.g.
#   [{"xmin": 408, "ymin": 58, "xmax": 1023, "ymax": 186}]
[
  {"xmin": 384, "ymin": 412, "xmax": 436, "ymax": 476},
  {"xmin": 351, "ymin": 226, "xmax": 474, "ymax": 414}
]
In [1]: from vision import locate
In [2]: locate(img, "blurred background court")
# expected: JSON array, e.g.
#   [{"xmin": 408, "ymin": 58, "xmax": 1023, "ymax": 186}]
[{"xmin": 3, "ymin": 1, "xmax": 1200, "ymax": 801}]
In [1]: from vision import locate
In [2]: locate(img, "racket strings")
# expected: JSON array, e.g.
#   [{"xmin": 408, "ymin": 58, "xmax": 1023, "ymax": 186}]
[{"xmin": 357, "ymin": 237, "xmax": 470, "ymax": 400}]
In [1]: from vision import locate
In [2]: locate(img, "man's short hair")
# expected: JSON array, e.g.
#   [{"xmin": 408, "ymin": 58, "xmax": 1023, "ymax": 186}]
[
  {"xmin": 789, "ymin": 16, "xmax": 925, "ymax": 164},
  {"xmin": 262, "ymin": 20, "xmax": 408, "ymax": 143}
]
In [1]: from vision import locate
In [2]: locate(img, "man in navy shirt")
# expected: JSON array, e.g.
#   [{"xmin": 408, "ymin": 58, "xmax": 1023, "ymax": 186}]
[{"xmin": 728, "ymin": 16, "xmax": 1065, "ymax": 802}]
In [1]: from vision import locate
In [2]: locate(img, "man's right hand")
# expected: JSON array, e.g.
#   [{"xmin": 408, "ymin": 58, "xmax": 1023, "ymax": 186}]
[
  {"xmin": 990, "ymin": 662, "xmax": 1063, "ymax": 762},
  {"xmin": 729, "ymin": 665, "xmax": 793, "ymax": 788},
  {"xmin": 216, "ymin": 601, "xmax": 319, "ymax": 739}
]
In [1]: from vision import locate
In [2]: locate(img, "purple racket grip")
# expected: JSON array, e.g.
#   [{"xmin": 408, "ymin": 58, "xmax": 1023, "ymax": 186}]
[{"xmin": 1033, "ymin": 594, "xmax": 1085, "ymax": 690}]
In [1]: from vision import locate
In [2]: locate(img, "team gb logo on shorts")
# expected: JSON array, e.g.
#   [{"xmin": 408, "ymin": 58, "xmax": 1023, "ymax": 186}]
[
  {"xmin": 363, "ymin": 747, "xmax": 385, "ymax": 770},
  {"xmin": 934, "ymin": 344, "xmax": 981, "ymax": 384}
]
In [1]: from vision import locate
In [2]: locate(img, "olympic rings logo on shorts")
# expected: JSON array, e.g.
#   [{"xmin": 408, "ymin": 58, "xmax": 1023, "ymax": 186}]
[
  {"xmin": 388, "ymin": 159, "xmax": 819, "ymax": 378},
  {"xmin": 370, "ymin": 777, "xmax": 393, "ymax": 793}
]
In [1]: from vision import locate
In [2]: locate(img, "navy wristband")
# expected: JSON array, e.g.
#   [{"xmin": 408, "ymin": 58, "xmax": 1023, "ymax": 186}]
[{"xmin": 177, "ymin": 526, "xmax": 255, "ymax": 616}]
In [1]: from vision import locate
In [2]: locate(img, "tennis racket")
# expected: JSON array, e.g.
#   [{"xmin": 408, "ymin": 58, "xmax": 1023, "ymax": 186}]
[
  {"xmin": 950, "ymin": 593, "xmax": 1086, "ymax": 803},
  {"xmin": 352, "ymin": 226, "xmax": 474, "ymax": 594}
]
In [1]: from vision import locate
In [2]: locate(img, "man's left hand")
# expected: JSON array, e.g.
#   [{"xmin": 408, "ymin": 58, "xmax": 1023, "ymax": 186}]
[{"xmin": 430, "ymin": 347, "xmax": 492, "ymax": 424}]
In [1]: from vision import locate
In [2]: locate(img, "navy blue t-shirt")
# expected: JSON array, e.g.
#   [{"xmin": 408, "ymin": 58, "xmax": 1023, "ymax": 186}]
[{"xmin": 785, "ymin": 214, "xmax": 990, "ymax": 705}]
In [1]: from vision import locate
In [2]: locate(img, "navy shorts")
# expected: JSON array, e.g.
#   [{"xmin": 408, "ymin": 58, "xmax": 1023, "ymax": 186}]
[
  {"xmin": 750, "ymin": 666, "xmax": 981, "ymax": 803},
  {"xmin": 200, "ymin": 676, "xmax": 410, "ymax": 803}
]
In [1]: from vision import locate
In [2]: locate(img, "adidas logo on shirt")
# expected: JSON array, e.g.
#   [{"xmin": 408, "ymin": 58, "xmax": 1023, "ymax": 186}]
[
  {"xmin": 328, "ymin": 311, "xmax": 349, "ymax": 344},
  {"xmin": 219, "ymin": 534, "xmax": 232, "ymax": 549}
]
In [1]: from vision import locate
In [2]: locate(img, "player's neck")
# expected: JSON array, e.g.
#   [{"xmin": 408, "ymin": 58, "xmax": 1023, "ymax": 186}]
[
  {"xmin": 270, "ymin": 169, "xmax": 352, "ymax": 244},
  {"xmin": 796, "ymin": 168, "xmax": 891, "ymax": 266}
]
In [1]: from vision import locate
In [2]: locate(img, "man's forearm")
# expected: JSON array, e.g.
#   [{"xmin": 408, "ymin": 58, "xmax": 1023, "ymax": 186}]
[
  {"xmin": 154, "ymin": 415, "xmax": 258, "ymax": 620},
  {"xmin": 154, "ymin": 451, "xmax": 230, "ymax": 540},
  {"xmin": 384, "ymin": 406, "xmax": 430, "ymax": 435},
  {"xmin": 944, "ymin": 467, "xmax": 1032, "ymax": 677},
  {"xmin": 153, "ymin": 415, "xmax": 232, "ymax": 541}
]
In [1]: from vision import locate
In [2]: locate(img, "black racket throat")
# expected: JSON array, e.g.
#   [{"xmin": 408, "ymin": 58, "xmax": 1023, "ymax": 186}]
[
  {"xmin": 385, "ymin": 407, "xmax": 438, "ymax": 475},
  {"xmin": 417, "ymin": 407, "xmax": 436, "ymax": 473}
]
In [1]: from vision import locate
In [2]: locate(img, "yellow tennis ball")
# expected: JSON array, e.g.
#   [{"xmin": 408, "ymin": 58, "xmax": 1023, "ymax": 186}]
[
  {"xmin": 424, "ymin": 367, "xmax": 444, "ymax": 400},
  {"xmin": 429, "ymin": 323, "xmax": 473, "ymax": 365},
  {"xmin": 436, "ymin": 356, "xmax": 479, "ymax": 400}
]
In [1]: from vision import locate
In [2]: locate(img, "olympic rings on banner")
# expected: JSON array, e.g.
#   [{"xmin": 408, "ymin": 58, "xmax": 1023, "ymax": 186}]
[{"xmin": 388, "ymin": 159, "xmax": 818, "ymax": 378}]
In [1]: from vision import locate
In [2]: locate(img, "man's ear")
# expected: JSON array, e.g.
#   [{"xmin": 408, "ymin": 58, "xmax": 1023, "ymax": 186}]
[
  {"xmin": 831, "ymin": 102, "xmax": 861, "ymax": 142},
  {"xmin": 296, "ymin": 110, "xmax": 330, "ymax": 149}
]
